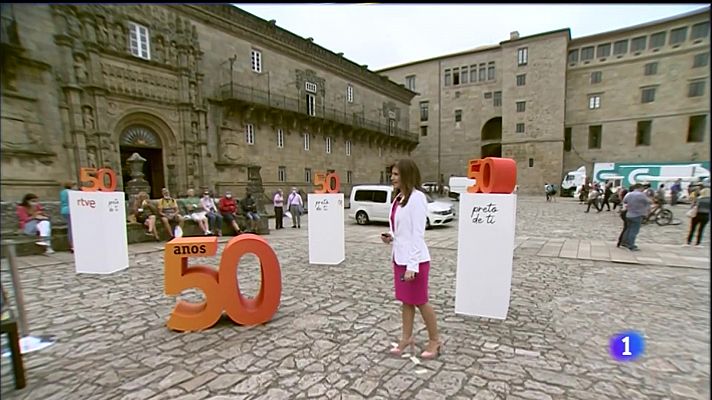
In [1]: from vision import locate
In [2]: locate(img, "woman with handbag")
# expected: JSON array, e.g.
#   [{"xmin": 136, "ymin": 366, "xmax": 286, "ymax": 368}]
[
  {"xmin": 685, "ymin": 187, "xmax": 710, "ymax": 246},
  {"xmin": 380, "ymin": 159, "xmax": 441, "ymax": 359}
]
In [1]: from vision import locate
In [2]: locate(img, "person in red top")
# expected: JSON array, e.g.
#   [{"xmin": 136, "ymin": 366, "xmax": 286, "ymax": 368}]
[
  {"xmin": 16, "ymin": 193, "xmax": 54, "ymax": 254},
  {"xmin": 218, "ymin": 191, "xmax": 242, "ymax": 235}
]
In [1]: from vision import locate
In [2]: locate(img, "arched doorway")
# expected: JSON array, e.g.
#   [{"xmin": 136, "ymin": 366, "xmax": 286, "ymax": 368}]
[
  {"xmin": 119, "ymin": 125, "xmax": 165, "ymax": 199},
  {"xmin": 481, "ymin": 117, "xmax": 502, "ymax": 158}
]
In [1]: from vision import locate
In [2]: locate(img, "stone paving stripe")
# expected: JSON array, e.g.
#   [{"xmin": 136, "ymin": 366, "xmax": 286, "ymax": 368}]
[
  {"xmin": 609, "ymin": 247, "xmax": 639, "ymax": 264},
  {"xmin": 577, "ymin": 241, "xmax": 591, "ymax": 259},
  {"xmin": 589, "ymin": 240, "xmax": 610, "ymax": 260},
  {"xmin": 559, "ymin": 239, "xmax": 579, "ymax": 258},
  {"xmin": 537, "ymin": 241, "xmax": 564, "ymax": 257},
  {"xmin": 634, "ymin": 256, "xmax": 665, "ymax": 265}
]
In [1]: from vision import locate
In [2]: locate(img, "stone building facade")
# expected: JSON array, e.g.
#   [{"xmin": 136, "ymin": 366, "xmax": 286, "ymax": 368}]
[
  {"xmin": 0, "ymin": 4, "xmax": 418, "ymax": 203},
  {"xmin": 378, "ymin": 7, "xmax": 710, "ymax": 194}
]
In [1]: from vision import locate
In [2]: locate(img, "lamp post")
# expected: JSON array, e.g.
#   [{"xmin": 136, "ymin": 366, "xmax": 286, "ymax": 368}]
[{"xmin": 228, "ymin": 54, "xmax": 237, "ymax": 98}]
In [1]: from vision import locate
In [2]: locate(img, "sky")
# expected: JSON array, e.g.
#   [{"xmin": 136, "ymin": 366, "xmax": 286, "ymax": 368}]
[{"xmin": 234, "ymin": 4, "xmax": 708, "ymax": 70}]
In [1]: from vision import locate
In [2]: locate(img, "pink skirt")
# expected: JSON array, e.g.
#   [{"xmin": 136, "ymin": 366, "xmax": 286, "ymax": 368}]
[{"xmin": 393, "ymin": 261, "xmax": 430, "ymax": 305}]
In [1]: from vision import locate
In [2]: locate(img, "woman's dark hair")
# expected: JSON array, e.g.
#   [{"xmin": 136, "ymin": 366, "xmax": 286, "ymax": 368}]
[
  {"xmin": 21, "ymin": 193, "xmax": 38, "ymax": 207},
  {"xmin": 393, "ymin": 159, "xmax": 423, "ymax": 207}
]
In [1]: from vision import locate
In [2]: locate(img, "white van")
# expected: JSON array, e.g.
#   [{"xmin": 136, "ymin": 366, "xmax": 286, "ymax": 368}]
[
  {"xmin": 349, "ymin": 185, "xmax": 454, "ymax": 228},
  {"xmin": 448, "ymin": 176, "xmax": 476, "ymax": 201}
]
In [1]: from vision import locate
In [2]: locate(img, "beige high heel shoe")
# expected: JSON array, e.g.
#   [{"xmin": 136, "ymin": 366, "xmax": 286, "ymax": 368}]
[
  {"xmin": 420, "ymin": 341, "xmax": 442, "ymax": 359},
  {"xmin": 389, "ymin": 337, "xmax": 415, "ymax": 356}
]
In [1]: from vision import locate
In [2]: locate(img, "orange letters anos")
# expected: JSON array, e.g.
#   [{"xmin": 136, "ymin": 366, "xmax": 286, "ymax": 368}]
[
  {"xmin": 164, "ymin": 235, "xmax": 282, "ymax": 332},
  {"xmin": 314, "ymin": 172, "xmax": 340, "ymax": 193},
  {"xmin": 467, "ymin": 157, "xmax": 517, "ymax": 194}
]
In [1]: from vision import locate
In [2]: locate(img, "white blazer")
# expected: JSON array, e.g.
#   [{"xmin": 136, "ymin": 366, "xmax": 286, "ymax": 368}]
[{"xmin": 389, "ymin": 189, "xmax": 431, "ymax": 273}]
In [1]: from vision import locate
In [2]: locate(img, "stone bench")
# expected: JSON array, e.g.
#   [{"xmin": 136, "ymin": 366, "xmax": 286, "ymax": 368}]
[{"xmin": 1, "ymin": 200, "xmax": 270, "ymax": 256}]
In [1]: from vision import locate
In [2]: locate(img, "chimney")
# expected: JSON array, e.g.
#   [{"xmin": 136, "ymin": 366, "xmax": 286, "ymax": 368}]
[{"xmin": 510, "ymin": 31, "xmax": 520, "ymax": 40}]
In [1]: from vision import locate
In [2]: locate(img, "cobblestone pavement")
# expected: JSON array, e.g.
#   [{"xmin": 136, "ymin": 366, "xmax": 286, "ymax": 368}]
[{"xmin": 1, "ymin": 196, "xmax": 709, "ymax": 399}]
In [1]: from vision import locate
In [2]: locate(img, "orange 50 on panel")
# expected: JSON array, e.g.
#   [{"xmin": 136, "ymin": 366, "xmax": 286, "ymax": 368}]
[
  {"xmin": 466, "ymin": 157, "xmax": 517, "ymax": 194},
  {"xmin": 164, "ymin": 235, "xmax": 282, "ymax": 332},
  {"xmin": 314, "ymin": 172, "xmax": 341, "ymax": 193},
  {"xmin": 80, "ymin": 167, "xmax": 117, "ymax": 192}
]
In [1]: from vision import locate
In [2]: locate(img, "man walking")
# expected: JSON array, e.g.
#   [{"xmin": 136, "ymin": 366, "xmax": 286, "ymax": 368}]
[
  {"xmin": 621, "ymin": 184, "xmax": 651, "ymax": 251},
  {"xmin": 273, "ymin": 189, "xmax": 284, "ymax": 230},
  {"xmin": 287, "ymin": 187, "xmax": 303, "ymax": 228}
]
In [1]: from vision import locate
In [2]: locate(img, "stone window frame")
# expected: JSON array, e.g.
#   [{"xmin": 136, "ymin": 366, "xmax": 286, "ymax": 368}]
[
  {"xmin": 588, "ymin": 94, "xmax": 602, "ymax": 109},
  {"xmin": 688, "ymin": 79, "xmax": 706, "ymax": 98},
  {"xmin": 345, "ymin": 139, "xmax": 352, "ymax": 156},
  {"xmin": 325, "ymin": 136, "xmax": 332, "ymax": 154},
  {"xmin": 420, "ymin": 126, "xmax": 428, "ymax": 137},
  {"xmin": 346, "ymin": 84, "xmax": 354, "ymax": 103},
  {"xmin": 405, "ymin": 75, "xmax": 416, "ymax": 91},
  {"xmin": 580, "ymin": 46, "xmax": 594, "ymax": 61},
  {"xmin": 460, "ymin": 65, "xmax": 469, "ymax": 84},
  {"xmin": 687, "ymin": 115, "xmax": 706, "ymax": 142},
  {"xmin": 693, "ymin": 52, "xmax": 709, "ymax": 68},
  {"xmin": 245, "ymin": 123, "xmax": 255, "ymax": 145},
  {"xmin": 516, "ymin": 123, "xmax": 525, "ymax": 134},
  {"xmin": 670, "ymin": 27, "xmax": 688, "ymax": 46},
  {"xmin": 516, "ymin": 74, "xmax": 526, "ymax": 86},
  {"xmin": 454, "ymin": 109, "xmax": 462, "ymax": 123},
  {"xmin": 596, "ymin": 43, "xmax": 611, "ymax": 59},
  {"xmin": 487, "ymin": 62, "xmax": 495, "ymax": 81},
  {"xmin": 278, "ymin": 166, "xmax": 287, "ymax": 182},
  {"xmin": 517, "ymin": 47, "xmax": 528, "ymax": 66},
  {"xmin": 304, "ymin": 168, "xmax": 312, "ymax": 183},
  {"xmin": 306, "ymin": 93, "xmax": 316, "ymax": 116},
  {"xmin": 644, "ymin": 62, "xmax": 658, "ymax": 76},
  {"xmin": 636, "ymin": 120, "xmax": 652, "ymax": 146},
  {"xmin": 691, "ymin": 22, "xmax": 710, "ymax": 41},
  {"xmin": 631, "ymin": 36, "xmax": 646, "ymax": 53},
  {"xmin": 128, "ymin": 21, "xmax": 151, "ymax": 60},
  {"xmin": 590, "ymin": 71, "xmax": 602, "ymax": 84},
  {"xmin": 564, "ymin": 127, "xmax": 572, "ymax": 152},
  {"xmin": 388, "ymin": 119, "xmax": 396, "ymax": 135},
  {"xmin": 588, "ymin": 125, "xmax": 602, "ymax": 149},
  {"xmin": 478, "ymin": 63, "xmax": 486, "ymax": 81},
  {"xmin": 347, "ymin": 171, "xmax": 353, "ymax": 184},
  {"xmin": 419, "ymin": 101, "xmax": 429, "ymax": 122},
  {"xmin": 641, "ymin": 86, "xmax": 657, "ymax": 104},
  {"xmin": 444, "ymin": 69, "xmax": 451, "ymax": 86},
  {"xmin": 568, "ymin": 49, "xmax": 579, "ymax": 64},
  {"xmin": 251, "ymin": 49, "xmax": 263, "ymax": 73},
  {"xmin": 469, "ymin": 65, "xmax": 477, "ymax": 82},
  {"xmin": 649, "ymin": 31, "xmax": 666, "ymax": 50},
  {"xmin": 613, "ymin": 40, "xmax": 628, "ymax": 55},
  {"xmin": 276, "ymin": 128, "xmax": 284, "ymax": 149},
  {"xmin": 493, "ymin": 91, "xmax": 502, "ymax": 107},
  {"xmin": 303, "ymin": 133, "xmax": 310, "ymax": 151},
  {"xmin": 516, "ymin": 101, "xmax": 526, "ymax": 112}
]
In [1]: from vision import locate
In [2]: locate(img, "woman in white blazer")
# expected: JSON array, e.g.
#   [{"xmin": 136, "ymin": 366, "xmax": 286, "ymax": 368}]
[{"xmin": 381, "ymin": 159, "xmax": 441, "ymax": 359}]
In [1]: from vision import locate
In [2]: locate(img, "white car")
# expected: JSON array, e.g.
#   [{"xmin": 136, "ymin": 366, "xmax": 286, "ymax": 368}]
[{"xmin": 349, "ymin": 185, "xmax": 454, "ymax": 228}]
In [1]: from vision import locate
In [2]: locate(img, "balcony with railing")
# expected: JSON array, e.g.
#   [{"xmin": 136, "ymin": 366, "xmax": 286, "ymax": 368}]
[{"xmin": 217, "ymin": 83, "xmax": 419, "ymax": 143}]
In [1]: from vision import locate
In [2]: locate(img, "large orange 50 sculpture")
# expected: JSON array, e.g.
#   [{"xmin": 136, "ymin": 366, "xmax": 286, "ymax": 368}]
[
  {"xmin": 313, "ymin": 172, "xmax": 341, "ymax": 193},
  {"xmin": 164, "ymin": 235, "xmax": 282, "ymax": 331},
  {"xmin": 80, "ymin": 167, "xmax": 117, "ymax": 192},
  {"xmin": 467, "ymin": 157, "xmax": 517, "ymax": 194}
]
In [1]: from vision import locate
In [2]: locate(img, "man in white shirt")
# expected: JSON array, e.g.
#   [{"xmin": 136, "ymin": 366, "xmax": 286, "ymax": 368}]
[
  {"xmin": 287, "ymin": 187, "xmax": 303, "ymax": 228},
  {"xmin": 273, "ymin": 189, "xmax": 284, "ymax": 229}
]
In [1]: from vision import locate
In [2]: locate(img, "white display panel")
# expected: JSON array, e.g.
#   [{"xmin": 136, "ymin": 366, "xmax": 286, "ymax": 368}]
[
  {"xmin": 68, "ymin": 191, "xmax": 129, "ymax": 274},
  {"xmin": 307, "ymin": 193, "xmax": 345, "ymax": 265},
  {"xmin": 455, "ymin": 193, "xmax": 517, "ymax": 319}
]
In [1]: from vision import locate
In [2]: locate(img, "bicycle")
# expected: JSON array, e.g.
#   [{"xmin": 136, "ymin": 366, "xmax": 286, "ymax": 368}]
[{"xmin": 643, "ymin": 203, "xmax": 673, "ymax": 226}]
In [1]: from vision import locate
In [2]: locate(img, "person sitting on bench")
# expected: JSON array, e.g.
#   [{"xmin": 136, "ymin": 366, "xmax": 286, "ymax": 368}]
[{"xmin": 16, "ymin": 193, "xmax": 54, "ymax": 254}]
